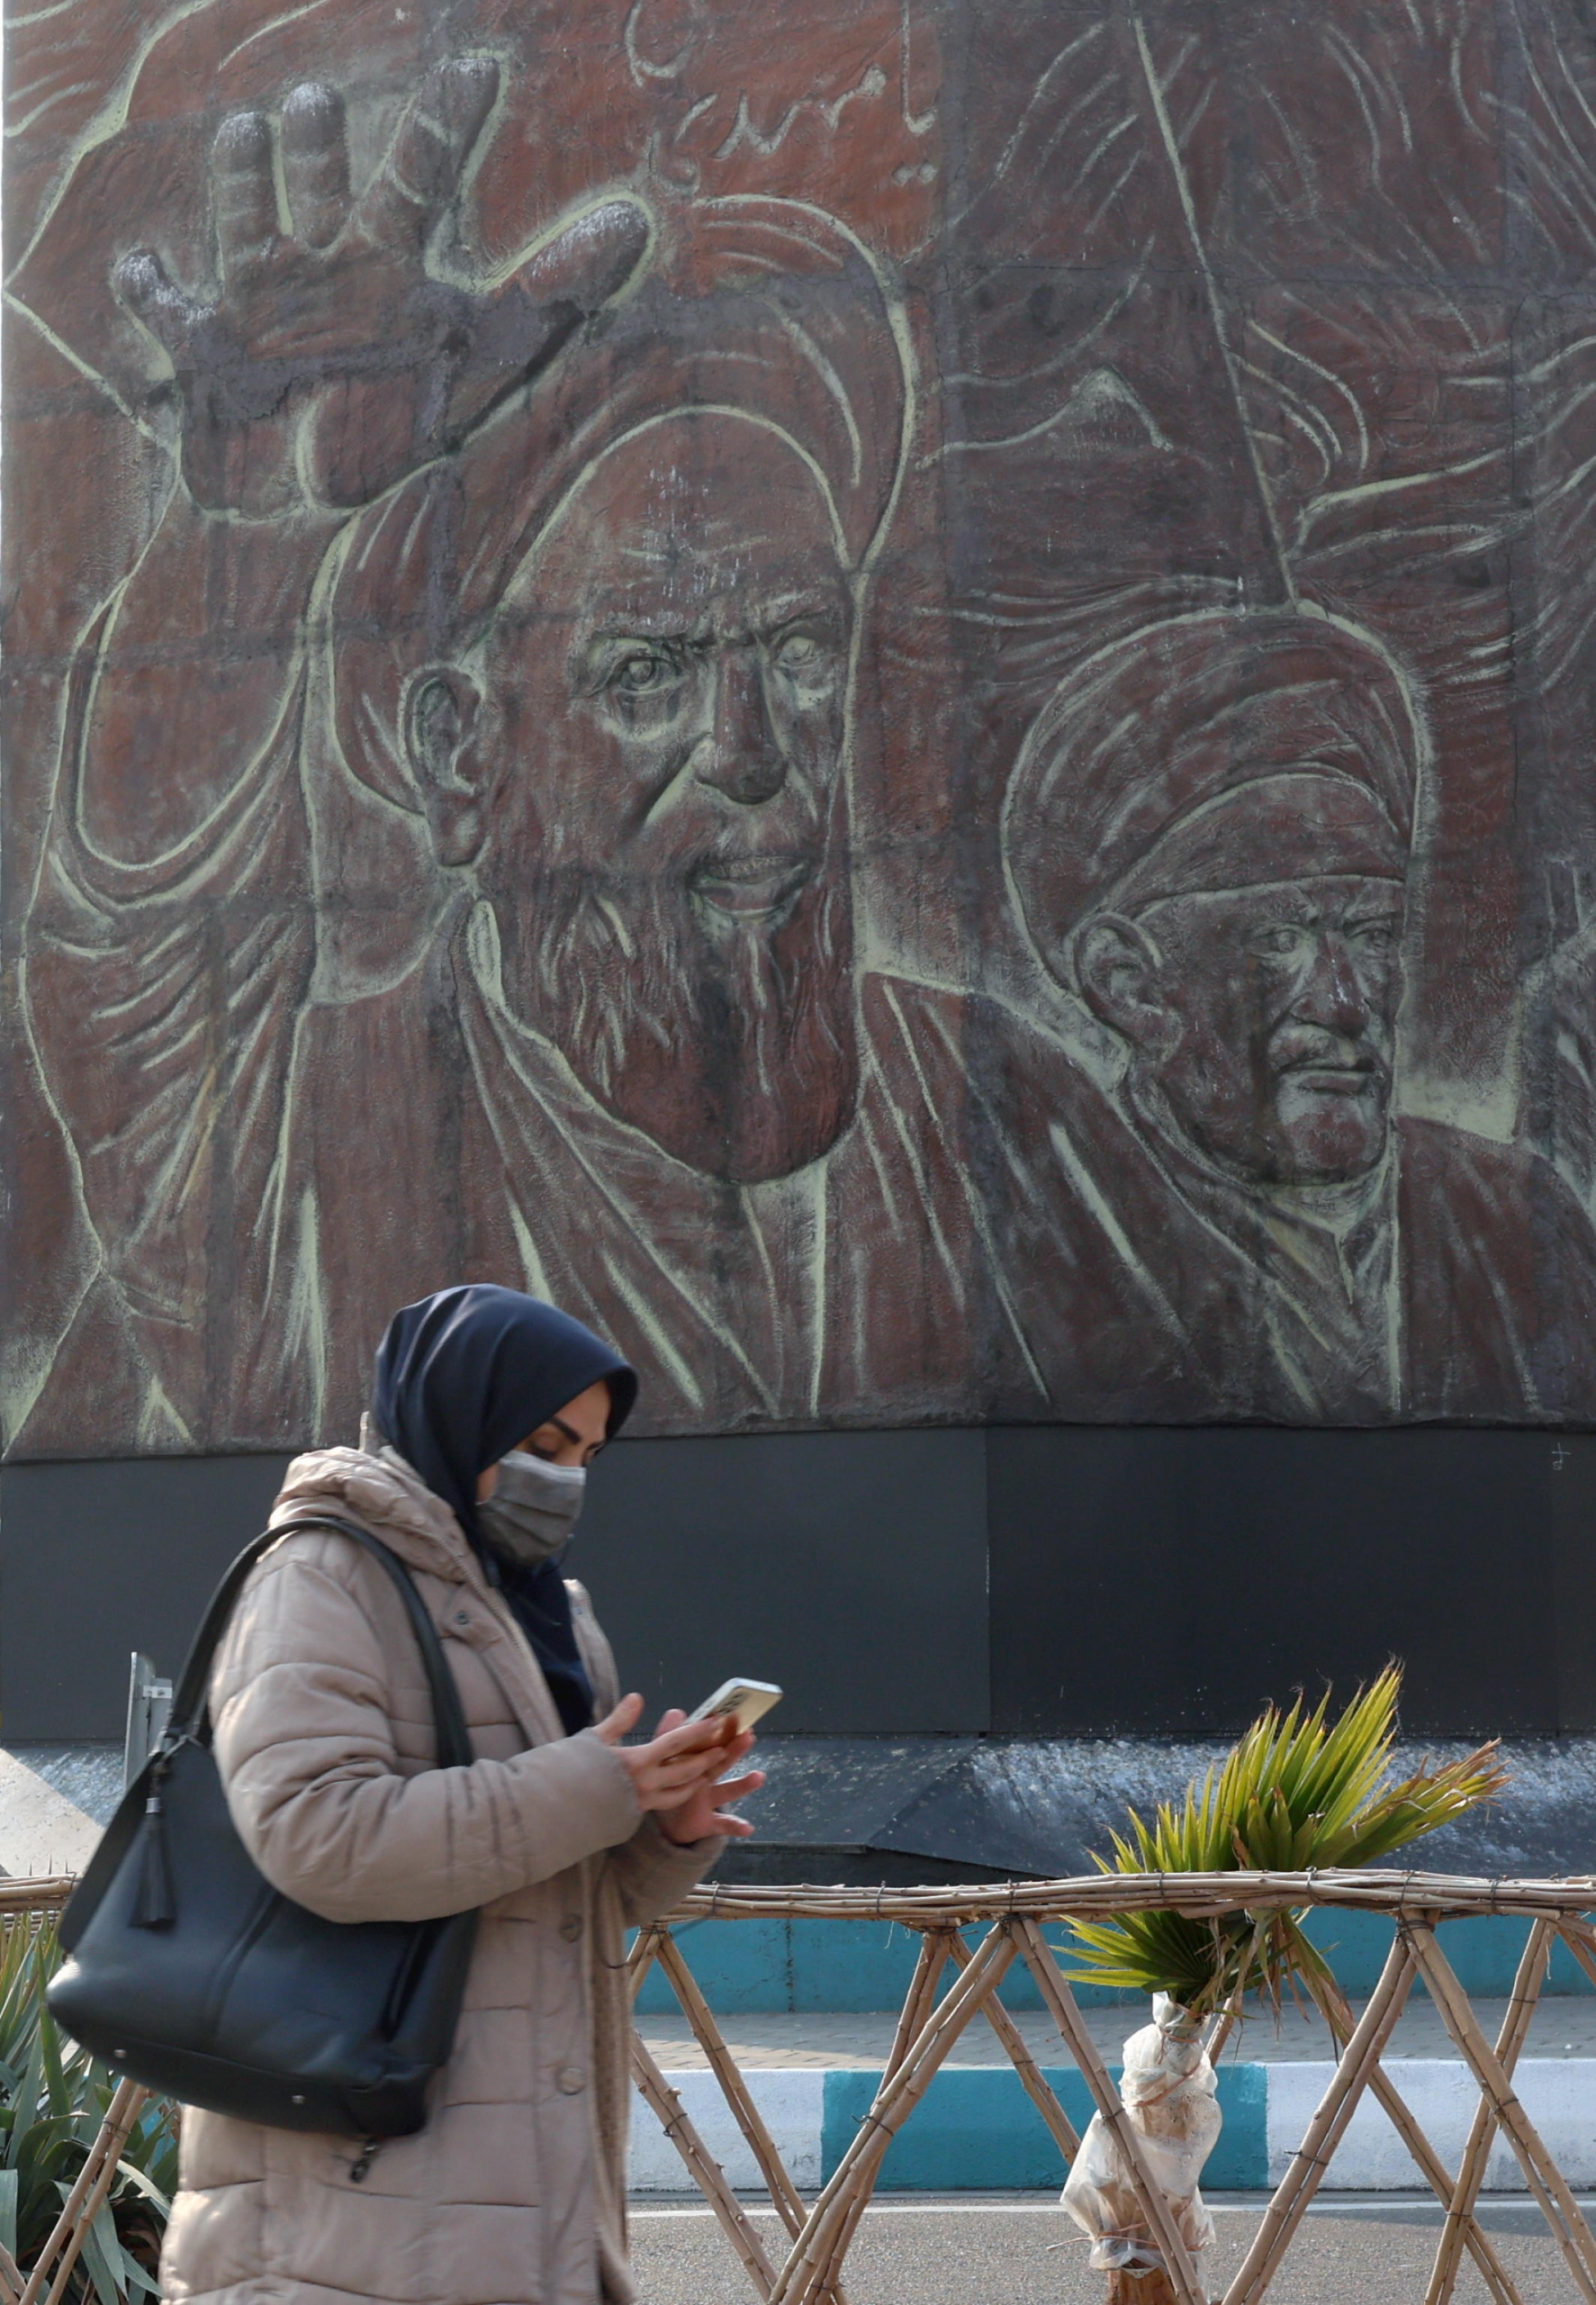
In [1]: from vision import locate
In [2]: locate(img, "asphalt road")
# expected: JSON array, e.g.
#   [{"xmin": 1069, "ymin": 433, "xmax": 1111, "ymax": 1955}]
[{"xmin": 628, "ymin": 2197, "xmax": 1580, "ymax": 2302}]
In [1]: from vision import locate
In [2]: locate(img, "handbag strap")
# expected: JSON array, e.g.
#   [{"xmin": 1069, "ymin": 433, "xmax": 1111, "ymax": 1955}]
[{"xmin": 165, "ymin": 1514, "xmax": 473, "ymax": 1768}]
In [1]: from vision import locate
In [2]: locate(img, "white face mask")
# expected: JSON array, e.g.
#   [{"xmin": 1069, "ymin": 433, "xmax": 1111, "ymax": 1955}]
[{"xmin": 476, "ymin": 1450, "xmax": 587, "ymax": 1568}]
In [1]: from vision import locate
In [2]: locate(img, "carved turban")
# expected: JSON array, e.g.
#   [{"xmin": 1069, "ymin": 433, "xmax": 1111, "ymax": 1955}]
[
  {"xmin": 323, "ymin": 194, "xmax": 909, "ymax": 813},
  {"xmin": 1002, "ymin": 609, "xmax": 1426, "ymax": 986}
]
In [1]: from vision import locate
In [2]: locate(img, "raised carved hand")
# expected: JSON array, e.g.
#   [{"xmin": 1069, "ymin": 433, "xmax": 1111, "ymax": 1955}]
[{"xmin": 113, "ymin": 57, "xmax": 648, "ymax": 517}]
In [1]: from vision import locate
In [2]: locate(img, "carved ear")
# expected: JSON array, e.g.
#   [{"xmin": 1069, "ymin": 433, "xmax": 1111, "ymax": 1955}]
[
  {"xmin": 403, "ymin": 666, "xmax": 486, "ymax": 867},
  {"xmin": 1073, "ymin": 912, "xmax": 1177, "ymax": 1055}
]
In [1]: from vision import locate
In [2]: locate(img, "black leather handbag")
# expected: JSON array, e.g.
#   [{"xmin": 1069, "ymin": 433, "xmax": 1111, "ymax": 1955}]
[{"xmin": 49, "ymin": 1516, "xmax": 478, "ymax": 2139}]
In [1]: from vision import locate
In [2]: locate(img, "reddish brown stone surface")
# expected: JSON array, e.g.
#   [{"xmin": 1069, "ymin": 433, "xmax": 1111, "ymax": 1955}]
[{"xmin": 8, "ymin": 1, "xmax": 1596, "ymax": 1452}]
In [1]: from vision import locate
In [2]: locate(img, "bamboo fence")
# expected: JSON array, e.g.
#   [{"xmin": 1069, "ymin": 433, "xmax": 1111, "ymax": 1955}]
[
  {"xmin": 629, "ymin": 1869, "xmax": 1596, "ymax": 2305},
  {"xmin": 9, "ymin": 1869, "xmax": 1596, "ymax": 2300}
]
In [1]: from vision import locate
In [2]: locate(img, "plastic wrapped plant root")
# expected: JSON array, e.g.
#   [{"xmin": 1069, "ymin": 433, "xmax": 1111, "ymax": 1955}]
[{"xmin": 1061, "ymin": 1993, "xmax": 1222, "ymax": 2303}]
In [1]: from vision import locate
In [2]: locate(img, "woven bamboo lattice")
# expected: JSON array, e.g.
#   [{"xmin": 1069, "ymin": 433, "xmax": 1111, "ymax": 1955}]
[
  {"xmin": 628, "ymin": 1870, "xmax": 1596, "ymax": 2305},
  {"xmin": 11, "ymin": 1869, "xmax": 1596, "ymax": 2300}
]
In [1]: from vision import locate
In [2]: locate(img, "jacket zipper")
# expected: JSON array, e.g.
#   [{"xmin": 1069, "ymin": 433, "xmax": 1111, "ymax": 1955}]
[{"xmin": 348, "ymin": 2138, "xmax": 383, "ymax": 2183}]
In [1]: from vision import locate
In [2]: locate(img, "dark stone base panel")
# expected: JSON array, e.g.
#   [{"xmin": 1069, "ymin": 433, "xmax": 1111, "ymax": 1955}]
[{"xmin": 3, "ymin": 1424, "xmax": 1591, "ymax": 1741}]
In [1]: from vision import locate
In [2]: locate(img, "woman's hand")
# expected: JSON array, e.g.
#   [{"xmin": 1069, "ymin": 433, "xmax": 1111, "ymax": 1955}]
[
  {"xmin": 650, "ymin": 1706, "xmax": 766, "ymax": 1845},
  {"xmin": 595, "ymin": 1695, "xmax": 766, "ymax": 1844}
]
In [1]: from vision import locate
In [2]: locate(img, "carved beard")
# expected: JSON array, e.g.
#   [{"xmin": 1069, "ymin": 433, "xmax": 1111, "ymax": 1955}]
[{"xmin": 506, "ymin": 862, "xmax": 858, "ymax": 1184}]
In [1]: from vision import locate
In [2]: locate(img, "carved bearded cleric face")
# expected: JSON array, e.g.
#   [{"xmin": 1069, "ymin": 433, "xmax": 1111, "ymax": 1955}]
[{"xmin": 414, "ymin": 412, "xmax": 859, "ymax": 1185}]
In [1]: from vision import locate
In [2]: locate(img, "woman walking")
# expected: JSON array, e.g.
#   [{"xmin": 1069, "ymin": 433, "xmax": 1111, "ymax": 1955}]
[{"xmin": 161, "ymin": 1283, "xmax": 760, "ymax": 2305}]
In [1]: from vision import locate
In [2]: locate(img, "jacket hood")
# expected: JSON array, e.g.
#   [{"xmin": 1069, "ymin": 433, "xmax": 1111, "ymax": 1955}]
[{"xmin": 270, "ymin": 1438, "xmax": 483, "ymax": 1588}]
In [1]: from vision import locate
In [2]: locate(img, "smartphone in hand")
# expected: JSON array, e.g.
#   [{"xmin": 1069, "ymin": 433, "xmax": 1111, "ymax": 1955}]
[{"xmin": 685, "ymin": 1678, "xmax": 783, "ymax": 1734}]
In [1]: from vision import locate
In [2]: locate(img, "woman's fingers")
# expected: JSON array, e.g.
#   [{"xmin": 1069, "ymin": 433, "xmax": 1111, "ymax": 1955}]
[
  {"xmin": 654, "ymin": 1708, "xmax": 687, "ymax": 1736},
  {"xmin": 709, "ymin": 1770, "xmax": 765, "ymax": 1806},
  {"xmin": 648, "ymin": 1714, "xmax": 735, "ymax": 1762},
  {"xmin": 594, "ymin": 1692, "xmax": 645, "ymax": 1745},
  {"xmin": 604, "ymin": 1704, "xmax": 755, "ymax": 1810},
  {"xmin": 640, "ymin": 1749, "xmax": 729, "ymax": 1794},
  {"xmin": 670, "ymin": 1811, "xmax": 757, "ymax": 1843},
  {"xmin": 646, "ymin": 1725, "xmax": 754, "ymax": 1788},
  {"xmin": 636, "ymin": 1765, "xmax": 736, "ymax": 1812}
]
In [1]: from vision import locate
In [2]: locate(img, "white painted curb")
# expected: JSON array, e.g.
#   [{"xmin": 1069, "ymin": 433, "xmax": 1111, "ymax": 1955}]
[
  {"xmin": 1267, "ymin": 2058, "xmax": 1596, "ymax": 2189},
  {"xmin": 629, "ymin": 2068, "xmax": 825, "ymax": 2192}
]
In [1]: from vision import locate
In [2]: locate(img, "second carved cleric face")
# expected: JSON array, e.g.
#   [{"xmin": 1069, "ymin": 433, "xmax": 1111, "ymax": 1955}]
[
  {"xmin": 1131, "ymin": 865, "xmax": 1407, "ymax": 1188},
  {"xmin": 1005, "ymin": 609, "xmax": 1422, "ymax": 1192},
  {"xmin": 475, "ymin": 415, "xmax": 860, "ymax": 1184}
]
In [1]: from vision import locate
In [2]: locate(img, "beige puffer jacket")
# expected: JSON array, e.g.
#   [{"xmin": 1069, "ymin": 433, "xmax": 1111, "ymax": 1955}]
[{"xmin": 159, "ymin": 1442, "xmax": 723, "ymax": 2305}]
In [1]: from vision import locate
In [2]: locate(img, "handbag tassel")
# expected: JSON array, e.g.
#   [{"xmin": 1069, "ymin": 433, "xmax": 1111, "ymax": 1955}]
[{"xmin": 131, "ymin": 1788, "xmax": 175, "ymax": 1928}]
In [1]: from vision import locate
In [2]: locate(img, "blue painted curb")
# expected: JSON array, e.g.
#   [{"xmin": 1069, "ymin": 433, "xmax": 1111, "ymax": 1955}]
[
  {"xmin": 627, "ymin": 2059, "xmax": 1596, "ymax": 2193},
  {"xmin": 819, "ymin": 2064, "xmax": 1270, "ymax": 2190}
]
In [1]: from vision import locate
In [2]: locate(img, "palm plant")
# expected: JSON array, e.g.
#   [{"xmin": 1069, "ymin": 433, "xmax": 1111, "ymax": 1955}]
[
  {"xmin": 0, "ymin": 1916, "xmax": 176, "ymax": 2301},
  {"xmin": 1067, "ymin": 1667, "xmax": 1507, "ymax": 2020}
]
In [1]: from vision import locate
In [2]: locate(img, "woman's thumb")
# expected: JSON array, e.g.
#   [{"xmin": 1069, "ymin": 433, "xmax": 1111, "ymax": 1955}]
[{"xmin": 594, "ymin": 1691, "xmax": 645, "ymax": 1744}]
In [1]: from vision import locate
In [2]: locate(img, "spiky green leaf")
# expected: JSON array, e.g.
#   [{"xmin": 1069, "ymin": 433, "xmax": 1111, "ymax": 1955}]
[{"xmin": 1064, "ymin": 1667, "xmax": 1507, "ymax": 2011}]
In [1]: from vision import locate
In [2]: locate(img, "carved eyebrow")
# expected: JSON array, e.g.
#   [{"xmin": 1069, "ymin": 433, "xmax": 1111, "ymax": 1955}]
[
  {"xmin": 756, "ymin": 589, "xmax": 846, "ymax": 628},
  {"xmin": 584, "ymin": 614, "xmax": 708, "ymax": 644},
  {"xmin": 585, "ymin": 585, "xmax": 843, "ymax": 636}
]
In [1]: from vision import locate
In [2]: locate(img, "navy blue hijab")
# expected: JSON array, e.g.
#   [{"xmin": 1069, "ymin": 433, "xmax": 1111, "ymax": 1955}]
[{"xmin": 373, "ymin": 1286, "xmax": 637, "ymax": 1735}]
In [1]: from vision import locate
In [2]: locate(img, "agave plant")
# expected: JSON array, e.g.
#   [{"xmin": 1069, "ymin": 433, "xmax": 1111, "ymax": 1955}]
[
  {"xmin": 1067, "ymin": 1667, "xmax": 1507, "ymax": 2019},
  {"xmin": 0, "ymin": 1916, "xmax": 176, "ymax": 2301}
]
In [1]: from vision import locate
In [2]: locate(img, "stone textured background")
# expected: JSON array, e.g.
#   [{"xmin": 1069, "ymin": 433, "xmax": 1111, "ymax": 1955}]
[{"xmin": 11, "ymin": 0, "xmax": 1596, "ymax": 1452}]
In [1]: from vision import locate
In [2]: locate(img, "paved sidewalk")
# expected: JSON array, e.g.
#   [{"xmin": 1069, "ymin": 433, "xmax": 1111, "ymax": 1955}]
[{"xmin": 639, "ymin": 1995, "xmax": 1596, "ymax": 2067}]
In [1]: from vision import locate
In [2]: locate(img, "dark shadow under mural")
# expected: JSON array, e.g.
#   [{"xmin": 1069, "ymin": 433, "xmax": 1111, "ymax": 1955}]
[{"xmin": 8, "ymin": 1, "xmax": 1596, "ymax": 1753}]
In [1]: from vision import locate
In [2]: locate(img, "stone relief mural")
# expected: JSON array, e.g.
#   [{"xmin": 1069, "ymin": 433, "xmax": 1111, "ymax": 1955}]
[{"xmin": 9, "ymin": 0, "xmax": 1596, "ymax": 1449}]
